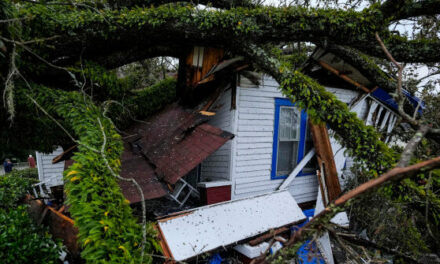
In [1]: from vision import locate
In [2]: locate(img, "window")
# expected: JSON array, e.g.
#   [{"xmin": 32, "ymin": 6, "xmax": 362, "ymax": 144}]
[{"xmin": 271, "ymin": 98, "xmax": 315, "ymax": 179}]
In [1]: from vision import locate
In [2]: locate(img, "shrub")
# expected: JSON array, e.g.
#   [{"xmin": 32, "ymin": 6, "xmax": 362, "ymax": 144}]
[
  {"xmin": 0, "ymin": 172, "xmax": 37, "ymax": 209},
  {"xmin": 0, "ymin": 173, "xmax": 61, "ymax": 264},
  {"xmin": 11, "ymin": 168, "xmax": 39, "ymax": 179},
  {"xmin": 0, "ymin": 206, "xmax": 61, "ymax": 264}
]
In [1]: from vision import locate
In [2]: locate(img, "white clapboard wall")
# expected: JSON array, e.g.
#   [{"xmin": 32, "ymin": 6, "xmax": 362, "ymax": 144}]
[
  {"xmin": 35, "ymin": 146, "xmax": 64, "ymax": 188},
  {"xmin": 331, "ymin": 95, "xmax": 399, "ymax": 188},
  {"xmin": 201, "ymin": 88, "xmax": 233, "ymax": 182},
  {"xmin": 199, "ymin": 75, "xmax": 399, "ymax": 202},
  {"xmin": 207, "ymin": 75, "xmax": 360, "ymax": 203}
]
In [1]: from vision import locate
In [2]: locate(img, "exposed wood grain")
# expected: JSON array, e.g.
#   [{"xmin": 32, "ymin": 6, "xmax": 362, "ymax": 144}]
[{"xmin": 309, "ymin": 122, "xmax": 341, "ymax": 203}]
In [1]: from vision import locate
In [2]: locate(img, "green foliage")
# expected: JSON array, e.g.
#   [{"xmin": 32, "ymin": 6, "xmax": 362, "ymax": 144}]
[
  {"xmin": 11, "ymin": 167, "xmax": 39, "ymax": 179},
  {"xmin": 0, "ymin": 206, "xmax": 61, "ymax": 264},
  {"xmin": 124, "ymin": 77, "xmax": 176, "ymax": 119},
  {"xmin": 347, "ymin": 179, "xmax": 430, "ymax": 257},
  {"xmin": 277, "ymin": 69, "xmax": 395, "ymax": 173},
  {"xmin": 31, "ymin": 86, "xmax": 157, "ymax": 264},
  {"xmin": 0, "ymin": 171, "xmax": 37, "ymax": 209},
  {"xmin": 16, "ymin": 3, "xmax": 384, "ymax": 47},
  {"xmin": 0, "ymin": 171, "xmax": 61, "ymax": 264}
]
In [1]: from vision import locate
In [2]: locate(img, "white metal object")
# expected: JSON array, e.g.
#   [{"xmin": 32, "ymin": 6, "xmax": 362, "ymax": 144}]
[
  {"xmin": 168, "ymin": 178, "xmax": 200, "ymax": 207},
  {"xmin": 31, "ymin": 182, "xmax": 52, "ymax": 199},
  {"xmin": 278, "ymin": 148, "xmax": 316, "ymax": 190},
  {"xmin": 234, "ymin": 242, "xmax": 270, "ymax": 258},
  {"xmin": 158, "ymin": 190, "xmax": 306, "ymax": 261},
  {"xmin": 314, "ymin": 188, "xmax": 335, "ymax": 264}
]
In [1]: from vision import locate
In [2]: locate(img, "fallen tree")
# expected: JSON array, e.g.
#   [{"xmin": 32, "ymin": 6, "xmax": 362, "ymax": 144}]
[{"xmin": 1, "ymin": 0, "xmax": 440, "ymax": 263}]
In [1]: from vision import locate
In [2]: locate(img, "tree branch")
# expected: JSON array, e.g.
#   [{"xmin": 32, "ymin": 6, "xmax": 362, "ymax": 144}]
[
  {"xmin": 268, "ymin": 155, "xmax": 440, "ymax": 263},
  {"xmin": 106, "ymin": 0, "xmax": 256, "ymax": 9},
  {"xmin": 397, "ymin": 124, "xmax": 431, "ymax": 167},
  {"xmin": 380, "ymin": 0, "xmax": 440, "ymax": 21}
]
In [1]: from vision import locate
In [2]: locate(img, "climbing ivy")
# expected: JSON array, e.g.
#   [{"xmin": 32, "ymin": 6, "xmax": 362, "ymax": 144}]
[{"xmin": 30, "ymin": 86, "xmax": 159, "ymax": 264}]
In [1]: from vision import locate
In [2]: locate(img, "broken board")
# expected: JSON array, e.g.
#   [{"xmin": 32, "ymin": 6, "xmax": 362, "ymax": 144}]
[{"xmin": 157, "ymin": 190, "xmax": 306, "ymax": 261}]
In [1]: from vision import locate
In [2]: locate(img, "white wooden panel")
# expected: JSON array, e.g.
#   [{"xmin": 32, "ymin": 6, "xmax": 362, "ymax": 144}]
[
  {"xmin": 235, "ymin": 170, "xmax": 271, "ymax": 178},
  {"xmin": 236, "ymin": 153, "xmax": 272, "ymax": 161},
  {"xmin": 238, "ymin": 113, "xmax": 274, "ymax": 120},
  {"xmin": 238, "ymin": 125, "xmax": 274, "ymax": 132},
  {"xmin": 366, "ymin": 101, "xmax": 379, "ymax": 126},
  {"xmin": 235, "ymin": 170, "xmax": 270, "ymax": 179},
  {"xmin": 239, "ymin": 101, "xmax": 274, "ymax": 109},
  {"xmin": 236, "ymin": 165, "xmax": 271, "ymax": 173},
  {"xmin": 232, "ymin": 77, "xmax": 318, "ymax": 203},
  {"xmin": 238, "ymin": 119, "xmax": 274, "ymax": 126},
  {"xmin": 237, "ymin": 137, "xmax": 273, "ymax": 143},
  {"xmin": 36, "ymin": 146, "xmax": 64, "ymax": 188},
  {"xmin": 374, "ymin": 106, "xmax": 385, "ymax": 127},
  {"xmin": 235, "ymin": 159, "xmax": 272, "ymax": 167},
  {"xmin": 158, "ymin": 191, "xmax": 305, "ymax": 261},
  {"xmin": 236, "ymin": 131, "xmax": 273, "ymax": 138},
  {"xmin": 239, "ymin": 89, "xmax": 281, "ymax": 98},
  {"xmin": 236, "ymin": 143, "xmax": 272, "ymax": 149},
  {"xmin": 240, "ymin": 96, "xmax": 275, "ymax": 103},
  {"xmin": 201, "ymin": 89, "xmax": 233, "ymax": 182},
  {"xmin": 379, "ymin": 110, "xmax": 391, "ymax": 131},
  {"xmin": 239, "ymin": 107, "xmax": 274, "ymax": 114},
  {"xmin": 236, "ymin": 148, "xmax": 272, "ymax": 155}
]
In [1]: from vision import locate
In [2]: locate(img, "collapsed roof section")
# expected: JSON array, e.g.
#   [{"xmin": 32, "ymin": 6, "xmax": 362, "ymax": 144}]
[
  {"xmin": 121, "ymin": 103, "xmax": 234, "ymax": 203},
  {"xmin": 53, "ymin": 104, "xmax": 234, "ymax": 204}
]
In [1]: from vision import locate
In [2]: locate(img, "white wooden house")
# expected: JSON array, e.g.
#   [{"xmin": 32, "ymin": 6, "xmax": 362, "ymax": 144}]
[
  {"xmin": 199, "ymin": 75, "xmax": 395, "ymax": 204},
  {"xmin": 34, "ymin": 49, "xmax": 421, "ymax": 207},
  {"xmin": 33, "ymin": 48, "xmax": 425, "ymax": 262}
]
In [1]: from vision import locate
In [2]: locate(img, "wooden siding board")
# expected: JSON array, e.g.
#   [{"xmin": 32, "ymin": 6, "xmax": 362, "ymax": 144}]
[
  {"xmin": 236, "ymin": 153, "xmax": 272, "ymax": 161},
  {"xmin": 239, "ymin": 108, "xmax": 274, "ymax": 114},
  {"xmin": 201, "ymin": 89, "xmax": 233, "ymax": 182},
  {"xmin": 36, "ymin": 147, "xmax": 65, "ymax": 188}
]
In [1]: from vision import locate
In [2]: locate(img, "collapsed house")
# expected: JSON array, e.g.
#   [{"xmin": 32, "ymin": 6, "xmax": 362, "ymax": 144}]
[{"xmin": 33, "ymin": 47, "xmax": 423, "ymax": 263}]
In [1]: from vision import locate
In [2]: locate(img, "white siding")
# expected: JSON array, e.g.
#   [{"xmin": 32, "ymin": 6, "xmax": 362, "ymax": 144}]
[
  {"xmin": 201, "ymin": 89, "xmax": 234, "ymax": 181},
  {"xmin": 201, "ymin": 75, "xmax": 394, "ymax": 203},
  {"xmin": 232, "ymin": 76, "xmax": 320, "ymax": 203},
  {"xmin": 36, "ymin": 146, "xmax": 64, "ymax": 188},
  {"xmin": 325, "ymin": 87, "xmax": 359, "ymax": 104}
]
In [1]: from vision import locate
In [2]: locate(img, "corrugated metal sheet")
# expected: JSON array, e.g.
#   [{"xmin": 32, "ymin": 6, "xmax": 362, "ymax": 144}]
[
  {"xmin": 157, "ymin": 190, "xmax": 305, "ymax": 261},
  {"xmin": 53, "ymin": 103, "xmax": 234, "ymax": 203},
  {"xmin": 120, "ymin": 103, "xmax": 234, "ymax": 203}
]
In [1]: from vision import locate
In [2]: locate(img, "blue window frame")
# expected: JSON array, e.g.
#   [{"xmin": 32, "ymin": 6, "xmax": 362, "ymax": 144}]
[{"xmin": 271, "ymin": 98, "xmax": 313, "ymax": 180}]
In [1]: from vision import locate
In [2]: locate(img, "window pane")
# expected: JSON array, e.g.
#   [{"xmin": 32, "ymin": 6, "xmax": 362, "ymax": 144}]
[
  {"xmin": 276, "ymin": 141, "xmax": 299, "ymax": 176},
  {"xmin": 279, "ymin": 107, "xmax": 300, "ymax": 141}
]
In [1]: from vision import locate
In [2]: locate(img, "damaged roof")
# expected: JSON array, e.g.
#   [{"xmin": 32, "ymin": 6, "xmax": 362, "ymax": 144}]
[
  {"xmin": 117, "ymin": 103, "xmax": 234, "ymax": 203},
  {"xmin": 54, "ymin": 103, "xmax": 234, "ymax": 204}
]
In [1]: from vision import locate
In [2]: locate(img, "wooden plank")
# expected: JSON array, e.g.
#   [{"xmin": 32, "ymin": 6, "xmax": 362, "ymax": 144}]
[
  {"xmin": 366, "ymin": 100, "xmax": 379, "ymax": 126},
  {"xmin": 379, "ymin": 110, "xmax": 391, "ymax": 131},
  {"xmin": 319, "ymin": 60, "xmax": 370, "ymax": 93},
  {"xmin": 278, "ymin": 149, "xmax": 316, "ymax": 190},
  {"xmin": 247, "ymin": 227, "xmax": 290, "ymax": 246},
  {"xmin": 309, "ymin": 121, "xmax": 341, "ymax": 203},
  {"xmin": 374, "ymin": 106, "xmax": 385, "ymax": 127}
]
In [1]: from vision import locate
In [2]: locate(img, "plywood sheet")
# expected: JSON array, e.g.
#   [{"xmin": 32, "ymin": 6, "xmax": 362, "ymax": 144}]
[{"xmin": 157, "ymin": 190, "xmax": 306, "ymax": 261}]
